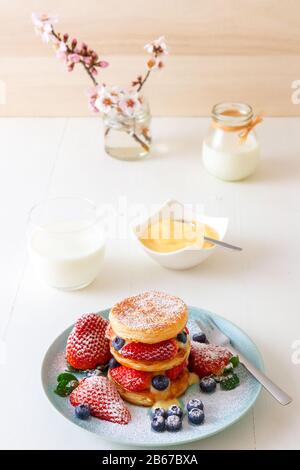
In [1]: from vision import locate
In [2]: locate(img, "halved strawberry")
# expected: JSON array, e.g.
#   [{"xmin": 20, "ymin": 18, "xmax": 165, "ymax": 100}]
[
  {"xmin": 110, "ymin": 366, "xmax": 151, "ymax": 392},
  {"xmin": 166, "ymin": 360, "xmax": 188, "ymax": 380},
  {"xmin": 70, "ymin": 376, "xmax": 130, "ymax": 425},
  {"xmin": 189, "ymin": 341, "xmax": 232, "ymax": 378},
  {"xmin": 66, "ymin": 313, "xmax": 111, "ymax": 370},
  {"xmin": 120, "ymin": 339, "xmax": 177, "ymax": 362}
]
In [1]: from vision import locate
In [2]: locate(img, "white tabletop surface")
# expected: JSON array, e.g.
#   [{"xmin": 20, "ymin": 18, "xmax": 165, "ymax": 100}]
[{"xmin": 0, "ymin": 117, "xmax": 299, "ymax": 450}]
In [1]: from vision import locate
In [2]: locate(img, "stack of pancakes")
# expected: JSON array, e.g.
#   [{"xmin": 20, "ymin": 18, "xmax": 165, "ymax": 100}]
[{"xmin": 107, "ymin": 291, "xmax": 191, "ymax": 406}]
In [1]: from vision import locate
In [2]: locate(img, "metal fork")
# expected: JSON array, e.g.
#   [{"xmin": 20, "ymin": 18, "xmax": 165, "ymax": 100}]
[{"xmin": 196, "ymin": 318, "xmax": 292, "ymax": 406}]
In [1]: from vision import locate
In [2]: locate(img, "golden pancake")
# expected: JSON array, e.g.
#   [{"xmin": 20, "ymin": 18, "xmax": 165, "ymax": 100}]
[
  {"xmin": 109, "ymin": 291, "xmax": 188, "ymax": 344},
  {"xmin": 108, "ymin": 368, "xmax": 190, "ymax": 407}
]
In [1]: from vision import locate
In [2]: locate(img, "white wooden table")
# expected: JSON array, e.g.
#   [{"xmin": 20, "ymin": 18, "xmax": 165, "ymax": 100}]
[{"xmin": 0, "ymin": 117, "xmax": 299, "ymax": 450}]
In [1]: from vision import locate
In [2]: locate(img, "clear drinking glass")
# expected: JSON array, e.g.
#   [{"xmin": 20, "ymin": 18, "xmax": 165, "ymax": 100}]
[
  {"xmin": 103, "ymin": 97, "xmax": 152, "ymax": 161},
  {"xmin": 28, "ymin": 197, "xmax": 105, "ymax": 290}
]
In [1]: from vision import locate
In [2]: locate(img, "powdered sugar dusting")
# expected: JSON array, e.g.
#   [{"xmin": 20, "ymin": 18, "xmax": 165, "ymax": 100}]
[
  {"xmin": 70, "ymin": 375, "xmax": 131, "ymax": 425},
  {"xmin": 111, "ymin": 291, "xmax": 186, "ymax": 331}
]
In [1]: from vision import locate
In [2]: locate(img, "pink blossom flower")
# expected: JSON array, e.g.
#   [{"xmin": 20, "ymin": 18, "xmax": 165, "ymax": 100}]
[
  {"xmin": 118, "ymin": 91, "xmax": 142, "ymax": 117},
  {"xmin": 144, "ymin": 36, "xmax": 168, "ymax": 56},
  {"xmin": 86, "ymin": 86, "xmax": 101, "ymax": 113},
  {"xmin": 56, "ymin": 41, "xmax": 67, "ymax": 52},
  {"xmin": 31, "ymin": 12, "xmax": 57, "ymax": 43},
  {"xmin": 83, "ymin": 56, "xmax": 93, "ymax": 65},
  {"xmin": 98, "ymin": 60, "xmax": 109, "ymax": 68},
  {"xmin": 110, "ymin": 86, "xmax": 125, "ymax": 98},
  {"xmin": 53, "ymin": 40, "xmax": 68, "ymax": 62},
  {"xmin": 146, "ymin": 57, "xmax": 165, "ymax": 71},
  {"xmin": 68, "ymin": 53, "xmax": 81, "ymax": 64},
  {"xmin": 94, "ymin": 86, "xmax": 118, "ymax": 113}
]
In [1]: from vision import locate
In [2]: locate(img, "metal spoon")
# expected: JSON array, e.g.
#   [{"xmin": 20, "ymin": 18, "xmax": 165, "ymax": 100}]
[{"xmin": 175, "ymin": 219, "xmax": 242, "ymax": 252}]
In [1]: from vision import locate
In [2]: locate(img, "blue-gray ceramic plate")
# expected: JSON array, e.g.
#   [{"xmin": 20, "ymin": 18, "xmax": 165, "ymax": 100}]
[{"xmin": 41, "ymin": 306, "xmax": 263, "ymax": 447}]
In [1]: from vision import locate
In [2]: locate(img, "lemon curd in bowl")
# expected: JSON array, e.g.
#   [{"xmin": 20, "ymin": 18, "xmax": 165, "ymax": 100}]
[
  {"xmin": 139, "ymin": 218, "xmax": 219, "ymax": 253},
  {"xmin": 132, "ymin": 199, "xmax": 228, "ymax": 270}
]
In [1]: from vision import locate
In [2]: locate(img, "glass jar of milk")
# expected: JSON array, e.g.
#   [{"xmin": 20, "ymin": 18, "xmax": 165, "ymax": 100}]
[
  {"xmin": 202, "ymin": 102, "xmax": 261, "ymax": 181},
  {"xmin": 28, "ymin": 197, "xmax": 105, "ymax": 290}
]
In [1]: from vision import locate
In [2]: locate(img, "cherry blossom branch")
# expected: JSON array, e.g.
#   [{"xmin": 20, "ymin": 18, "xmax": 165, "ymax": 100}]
[
  {"xmin": 133, "ymin": 39, "xmax": 167, "ymax": 93},
  {"xmin": 137, "ymin": 70, "xmax": 151, "ymax": 92},
  {"xmin": 51, "ymin": 30, "xmax": 101, "ymax": 86}
]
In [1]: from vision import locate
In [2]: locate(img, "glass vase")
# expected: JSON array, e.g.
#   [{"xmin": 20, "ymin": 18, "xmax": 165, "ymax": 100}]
[{"xmin": 103, "ymin": 98, "xmax": 152, "ymax": 161}]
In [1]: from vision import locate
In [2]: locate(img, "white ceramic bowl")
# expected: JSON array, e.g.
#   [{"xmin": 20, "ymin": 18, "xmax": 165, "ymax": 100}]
[{"xmin": 132, "ymin": 199, "xmax": 228, "ymax": 270}]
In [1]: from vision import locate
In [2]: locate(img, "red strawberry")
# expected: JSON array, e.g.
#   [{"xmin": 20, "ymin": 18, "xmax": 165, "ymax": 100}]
[
  {"xmin": 70, "ymin": 376, "xmax": 130, "ymax": 425},
  {"xmin": 120, "ymin": 339, "xmax": 177, "ymax": 362},
  {"xmin": 66, "ymin": 313, "xmax": 111, "ymax": 370},
  {"xmin": 110, "ymin": 366, "xmax": 151, "ymax": 392},
  {"xmin": 166, "ymin": 360, "xmax": 188, "ymax": 380},
  {"xmin": 189, "ymin": 341, "xmax": 232, "ymax": 378}
]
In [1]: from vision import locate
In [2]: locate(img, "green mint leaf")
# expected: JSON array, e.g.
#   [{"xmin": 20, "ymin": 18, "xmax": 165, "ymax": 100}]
[
  {"xmin": 220, "ymin": 373, "xmax": 240, "ymax": 391},
  {"xmin": 54, "ymin": 381, "xmax": 70, "ymax": 397},
  {"xmin": 57, "ymin": 372, "xmax": 78, "ymax": 383},
  {"xmin": 230, "ymin": 355, "xmax": 240, "ymax": 368},
  {"xmin": 54, "ymin": 372, "xmax": 79, "ymax": 397}
]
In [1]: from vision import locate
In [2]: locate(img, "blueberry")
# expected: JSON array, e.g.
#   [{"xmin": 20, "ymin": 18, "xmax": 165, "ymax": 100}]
[
  {"xmin": 152, "ymin": 375, "xmax": 170, "ymax": 391},
  {"xmin": 108, "ymin": 357, "xmax": 120, "ymax": 369},
  {"xmin": 177, "ymin": 331, "xmax": 187, "ymax": 344},
  {"xmin": 200, "ymin": 377, "xmax": 217, "ymax": 393},
  {"xmin": 75, "ymin": 404, "xmax": 90, "ymax": 420},
  {"xmin": 188, "ymin": 408, "xmax": 205, "ymax": 425},
  {"xmin": 151, "ymin": 407, "xmax": 166, "ymax": 419},
  {"xmin": 112, "ymin": 336, "xmax": 125, "ymax": 351},
  {"xmin": 186, "ymin": 398, "xmax": 204, "ymax": 412},
  {"xmin": 165, "ymin": 414, "xmax": 182, "ymax": 432},
  {"xmin": 192, "ymin": 332, "xmax": 207, "ymax": 343},
  {"xmin": 167, "ymin": 404, "xmax": 183, "ymax": 418},
  {"xmin": 151, "ymin": 415, "xmax": 165, "ymax": 432}
]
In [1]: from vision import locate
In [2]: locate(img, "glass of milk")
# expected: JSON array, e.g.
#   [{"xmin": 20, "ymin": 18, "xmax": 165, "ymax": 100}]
[
  {"xmin": 28, "ymin": 197, "xmax": 106, "ymax": 290},
  {"xmin": 202, "ymin": 102, "xmax": 260, "ymax": 181}
]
